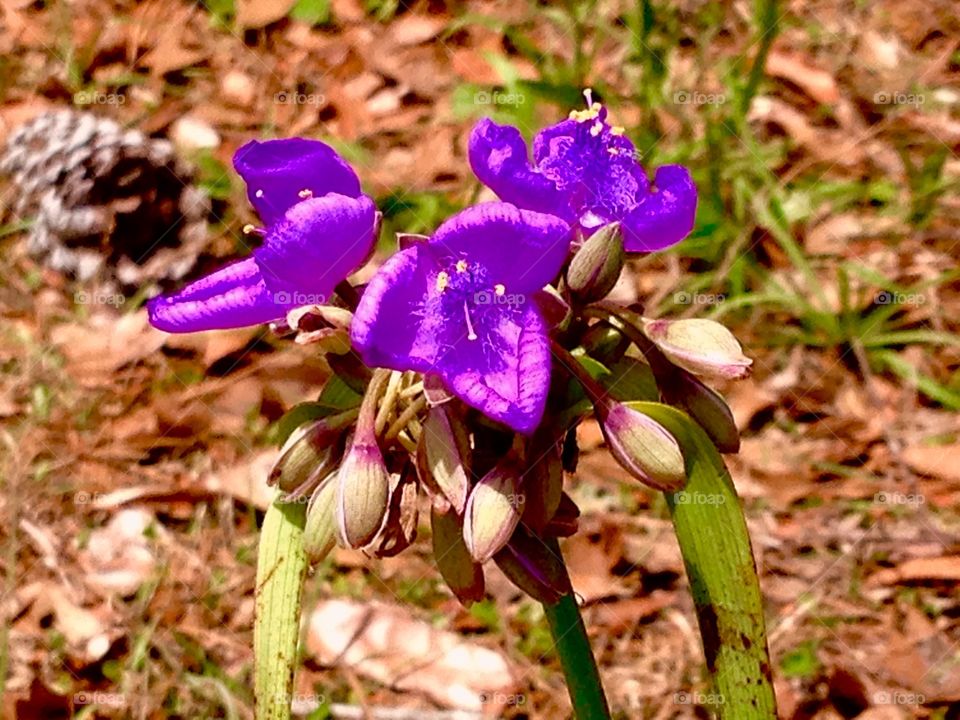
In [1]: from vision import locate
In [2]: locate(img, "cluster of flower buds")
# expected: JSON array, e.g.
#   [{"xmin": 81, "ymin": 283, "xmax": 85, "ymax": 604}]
[{"xmin": 148, "ymin": 91, "xmax": 752, "ymax": 605}]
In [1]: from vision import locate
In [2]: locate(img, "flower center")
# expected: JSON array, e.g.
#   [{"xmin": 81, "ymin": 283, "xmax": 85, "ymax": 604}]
[
  {"xmin": 538, "ymin": 90, "xmax": 644, "ymax": 227},
  {"xmin": 432, "ymin": 259, "xmax": 511, "ymax": 343}
]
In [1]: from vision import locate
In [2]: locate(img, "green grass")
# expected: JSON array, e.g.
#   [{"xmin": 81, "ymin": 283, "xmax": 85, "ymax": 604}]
[{"xmin": 443, "ymin": 0, "xmax": 959, "ymax": 409}]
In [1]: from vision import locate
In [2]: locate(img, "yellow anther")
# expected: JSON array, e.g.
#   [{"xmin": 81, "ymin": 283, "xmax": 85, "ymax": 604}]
[
  {"xmin": 436, "ymin": 271, "xmax": 449, "ymax": 292},
  {"xmin": 455, "ymin": 259, "xmax": 468, "ymax": 273},
  {"xmin": 571, "ymin": 107, "xmax": 601, "ymax": 123},
  {"xmin": 242, "ymin": 223, "xmax": 255, "ymax": 234},
  {"xmin": 494, "ymin": 283, "xmax": 506, "ymax": 296},
  {"xmin": 590, "ymin": 121, "xmax": 603, "ymax": 137},
  {"xmin": 298, "ymin": 188, "xmax": 313, "ymax": 198},
  {"xmin": 610, "ymin": 126, "xmax": 625, "ymax": 136}
]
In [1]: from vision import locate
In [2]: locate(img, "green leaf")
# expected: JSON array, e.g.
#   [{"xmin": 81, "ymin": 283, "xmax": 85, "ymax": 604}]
[
  {"xmin": 289, "ymin": 0, "xmax": 330, "ymax": 25},
  {"xmin": 316, "ymin": 374, "xmax": 362, "ymax": 412},
  {"xmin": 255, "ymin": 496, "xmax": 309, "ymax": 720},
  {"xmin": 633, "ymin": 402, "xmax": 777, "ymax": 719},
  {"xmin": 267, "ymin": 402, "xmax": 333, "ymax": 446}
]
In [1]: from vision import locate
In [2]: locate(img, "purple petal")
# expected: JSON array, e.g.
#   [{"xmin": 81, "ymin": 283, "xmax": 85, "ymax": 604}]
[
  {"xmin": 147, "ymin": 257, "xmax": 284, "ymax": 332},
  {"xmin": 254, "ymin": 193, "xmax": 376, "ymax": 303},
  {"xmin": 532, "ymin": 119, "xmax": 579, "ymax": 166},
  {"xmin": 621, "ymin": 165, "xmax": 697, "ymax": 252},
  {"xmin": 430, "ymin": 202, "xmax": 571, "ymax": 295},
  {"xmin": 351, "ymin": 245, "xmax": 446, "ymax": 372},
  {"xmin": 233, "ymin": 138, "xmax": 362, "ymax": 225},
  {"xmin": 468, "ymin": 118, "xmax": 569, "ymax": 219},
  {"xmin": 441, "ymin": 304, "xmax": 550, "ymax": 435}
]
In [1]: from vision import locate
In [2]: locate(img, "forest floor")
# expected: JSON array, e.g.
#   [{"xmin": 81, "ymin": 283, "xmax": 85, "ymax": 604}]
[{"xmin": 0, "ymin": 0, "xmax": 959, "ymax": 717}]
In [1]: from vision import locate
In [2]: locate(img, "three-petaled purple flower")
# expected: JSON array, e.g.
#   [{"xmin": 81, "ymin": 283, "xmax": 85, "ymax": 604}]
[
  {"xmin": 351, "ymin": 202, "xmax": 571, "ymax": 434},
  {"xmin": 148, "ymin": 138, "xmax": 376, "ymax": 332},
  {"xmin": 468, "ymin": 95, "xmax": 697, "ymax": 252}
]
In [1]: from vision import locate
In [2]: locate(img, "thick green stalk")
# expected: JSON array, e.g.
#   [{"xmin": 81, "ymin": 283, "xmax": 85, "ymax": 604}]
[
  {"xmin": 542, "ymin": 539, "xmax": 612, "ymax": 720},
  {"xmin": 254, "ymin": 495, "xmax": 309, "ymax": 720},
  {"xmin": 637, "ymin": 403, "xmax": 777, "ymax": 718}
]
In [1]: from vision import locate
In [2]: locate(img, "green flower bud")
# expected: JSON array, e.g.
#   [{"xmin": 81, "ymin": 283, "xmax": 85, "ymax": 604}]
[
  {"xmin": 335, "ymin": 436, "xmax": 391, "ymax": 549},
  {"xmin": 566, "ymin": 222, "xmax": 625, "ymax": 303},
  {"xmin": 431, "ymin": 500, "xmax": 484, "ymax": 605},
  {"xmin": 303, "ymin": 474, "xmax": 337, "ymax": 563},
  {"xmin": 642, "ymin": 318, "xmax": 752, "ymax": 380},
  {"xmin": 676, "ymin": 371, "xmax": 740, "ymax": 453},
  {"xmin": 416, "ymin": 405, "xmax": 470, "ymax": 515},
  {"xmin": 462, "ymin": 460, "xmax": 525, "ymax": 563},
  {"xmin": 598, "ymin": 402, "xmax": 686, "ymax": 491},
  {"xmin": 268, "ymin": 411, "xmax": 353, "ymax": 495},
  {"xmin": 581, "ymin": 321, "xmax": 629, "ymax": 364}
]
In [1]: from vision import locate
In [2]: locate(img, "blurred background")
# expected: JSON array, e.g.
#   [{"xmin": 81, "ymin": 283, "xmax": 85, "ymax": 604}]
[{"xmin": 0, "ymin": 0, "xmax": 958, "ymax": 717}]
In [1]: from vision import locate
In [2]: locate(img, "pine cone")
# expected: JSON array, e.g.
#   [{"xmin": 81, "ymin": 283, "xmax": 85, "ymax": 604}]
[{"xmin": 0, "ymin": 109, "xmax": 211, "ymax": 294}]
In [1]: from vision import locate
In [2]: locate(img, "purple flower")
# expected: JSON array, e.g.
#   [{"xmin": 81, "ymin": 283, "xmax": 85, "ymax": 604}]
[
  {"xmin": 351, "ymin": 202, "xmax": 571, "ymax": 435},
  {"xmin": 148, "ymin": 138, "xmax": 376, "ymax": 333},
  {"xmin": 468, "ymin": 94, "xmax": 697, "ymax": 252}
]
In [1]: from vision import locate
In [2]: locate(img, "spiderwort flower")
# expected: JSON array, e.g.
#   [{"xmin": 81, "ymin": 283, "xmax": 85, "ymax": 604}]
[
  {"xmin": 468, "ymin": 91, "xmax": 697, "ymax": 252},
  {"xmin": 148, "ymin": 138, "xmax": 376, "ymax": 332},
  {"xmin": 351, "ymin": 202, "xmax": 572, "ymax": 435}
]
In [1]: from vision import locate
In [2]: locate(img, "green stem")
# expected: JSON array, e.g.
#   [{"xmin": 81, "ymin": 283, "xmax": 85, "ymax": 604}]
[
  {"xmin": 541, "ymin": 539, "xmax": 612, "ymax": 720},
  {"xmin": 254, "ymin": 496, "xmax": 309, "ymax": 720}
]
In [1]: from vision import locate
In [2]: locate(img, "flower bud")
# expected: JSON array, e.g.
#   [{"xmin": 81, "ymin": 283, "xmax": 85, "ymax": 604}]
[
  {"xmin": 534, "ymin": 286, "xmax": 572, "ymax": 331},
  {"xmin": 462, "ymin": 460, "xmax": 525, "ymax": 563},
  {"xmin": 286, "ymin": 304, "xmax": 353, "ymax": 332},
  {"xmin": 268, "ymin": 412, "xmax": 352, "ymax": 495},
  {"xmin": 521, "ymin": 432, "xmax": 563, "ymax": 532},
  {"xmin": 493, "ymin": 527, "xmax": 569, "ymax": 604},
  {"xmin": 581, "ymin": 321, "xmax": 629, "ymax": 365},
  {"xmin": 597, "ymin": 402, "xmax": 686, "ymax": 491},
  {"xmin": 676, "ymin": 371, "xmax": 740, "ymax": 453},
  {"xmin": 416, "ymin": 405, "xmax": 470, "ymax": 515},
  {"xmin": 367, "ymin": 464, "xmax": 419, "ymax": 558},
  {"xmin": 303, "ymin": 474, "xmax": 337, "ymax": 563},
  {"xmin": 431, "ymin": 500, "xmax": 484, "ymax": 605},
  {"xmin": 642, "ymin": 318, "xmax": 752, "ymax": 380},
  {"xmin": 566, "ymin": 222, "xmax": 625, "ymax": 303},
  {"xmin": 335, "ymin": 436, "xmax": 391, "ymax": 549}
]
